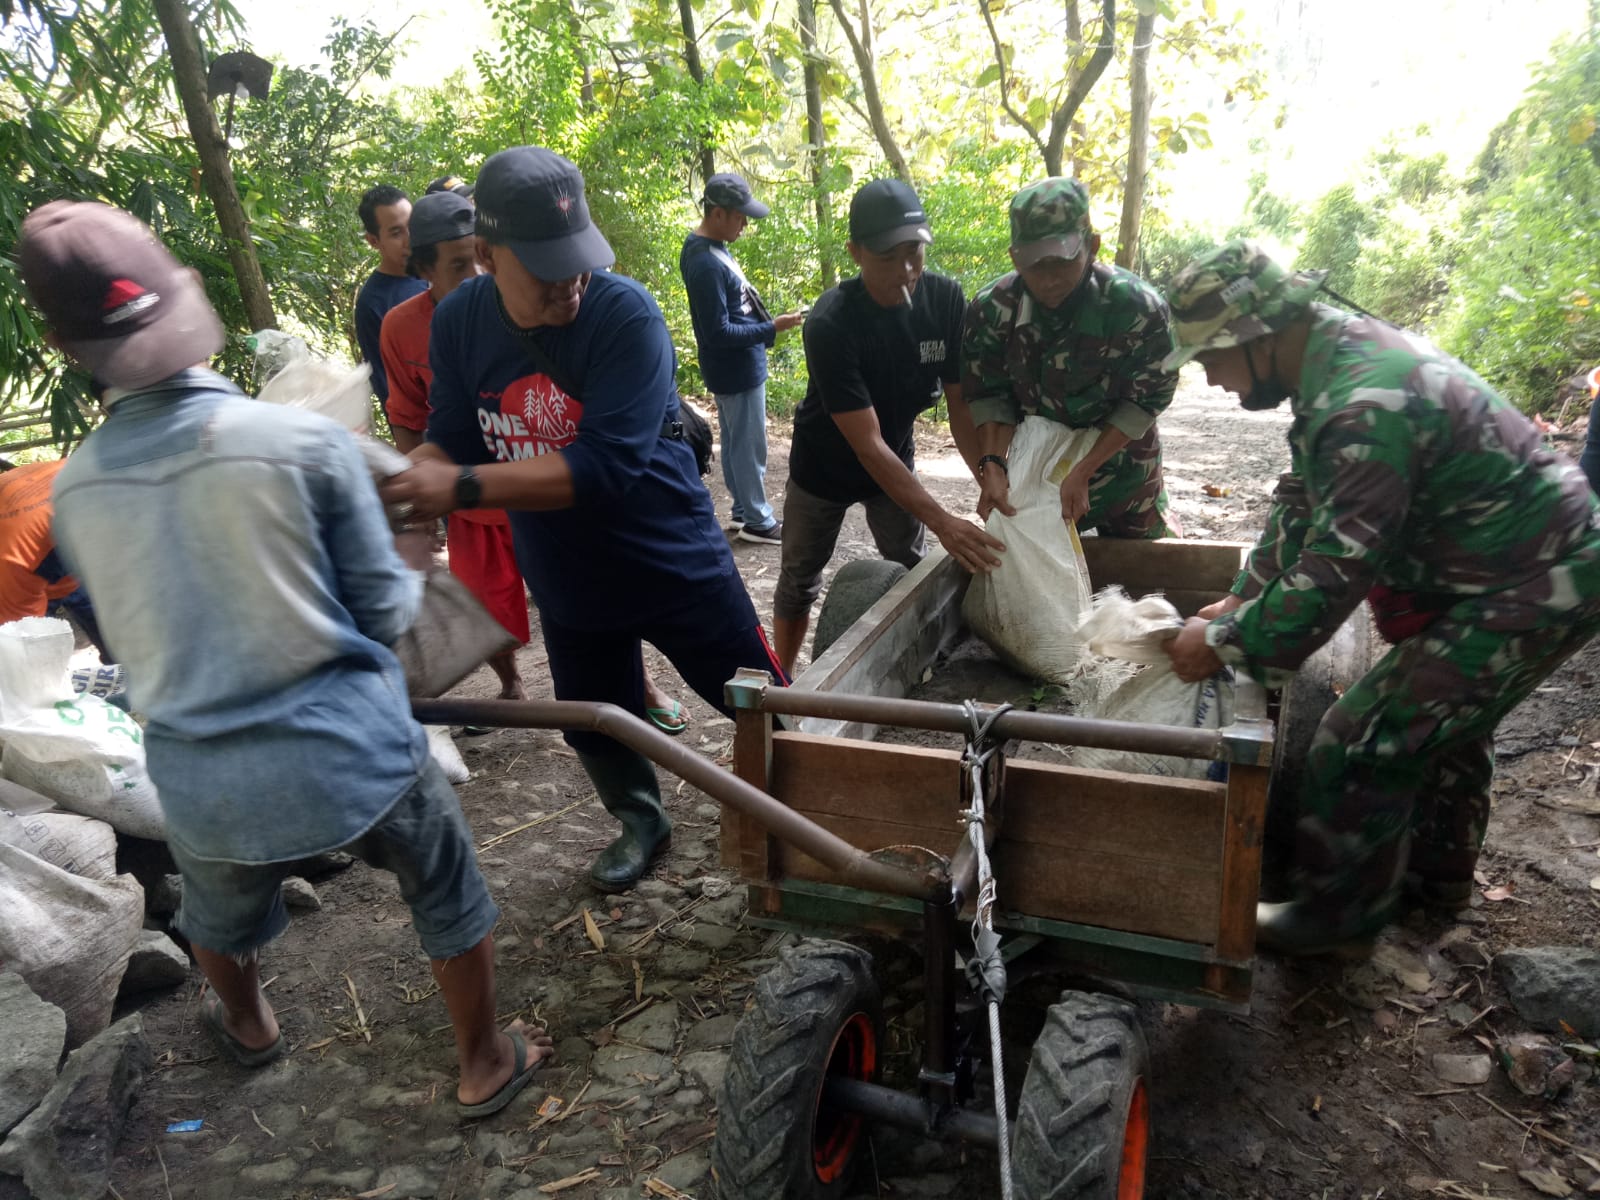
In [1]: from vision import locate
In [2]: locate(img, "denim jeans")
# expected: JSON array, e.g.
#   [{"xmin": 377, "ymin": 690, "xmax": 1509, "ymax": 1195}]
[{"xmin": 715, "ymin": 384, "xmax": 774, "ymax": 528}]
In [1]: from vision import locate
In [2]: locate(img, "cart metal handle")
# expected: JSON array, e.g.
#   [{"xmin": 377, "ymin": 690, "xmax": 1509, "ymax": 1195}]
[
  {"xmin": 726, "ymin": 670, "xmax": 1276, "ymax": 765},
  {"xmin": 410, "ymin": 696, "xmax": 942, "ymax": 900}
]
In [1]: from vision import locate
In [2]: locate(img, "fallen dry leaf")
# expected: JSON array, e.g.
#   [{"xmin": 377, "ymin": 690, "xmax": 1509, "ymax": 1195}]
[
  {"xmin": 582, "ymin": 908, "xmax": 606, "ymax": 951},
  {"xmin": 1519, "ymin": 1168, "xmax": 1574, "ymax": 1197},
  {"xmin": 1202, "ymin": 483, "xmax": 1233, "ymax": 497},
  {"xmin": 643, "ymin": 1179, "xmax": 696, "ymax": 1200},
  {"xmin": 540, "ymin": 1167, "xmax": 603, "ymax": 1194},
  {"xmin": 1483, "ymin": 882, "xmax": 1517, "ymax": 902}
]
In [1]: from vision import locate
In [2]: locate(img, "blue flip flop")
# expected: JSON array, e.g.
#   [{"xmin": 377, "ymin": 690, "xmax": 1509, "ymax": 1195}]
[{"xmin": 646, "ymin": 699, "xmax": 690, "ymax": 736}]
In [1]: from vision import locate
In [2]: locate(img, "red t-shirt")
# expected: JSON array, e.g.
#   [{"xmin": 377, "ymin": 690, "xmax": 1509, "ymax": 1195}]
[
  {"xmin": 378, "ymin": 288, "xmax": 437, "ymax": 435},
  {"xmin": 379, "ymin": 288, "xmax": 508, "ymax": 529}
]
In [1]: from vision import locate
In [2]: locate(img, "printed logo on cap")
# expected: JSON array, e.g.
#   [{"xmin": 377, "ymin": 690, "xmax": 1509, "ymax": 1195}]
[{"xmin": 102, "ymin": 278, "xmax": 160, "ymax": 325}]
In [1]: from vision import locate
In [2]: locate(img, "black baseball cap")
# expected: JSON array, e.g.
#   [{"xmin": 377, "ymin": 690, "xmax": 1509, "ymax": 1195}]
[
  {"xmin": 18, "ymin": 200, "xmax": 224, "ymax": 391},
  {"xmin": 473, "ymin": 147, "xmax": 615, "ymax": 282},
  {"xmin": 703, "ymin": 173, "xmax": 769, "ymax": 219},
  {"xmin": 425, "ymin": 174, "xmax": 474, "ymax": 198},
  {"xmin": 848, "ymin": 179, "xmax": 932, "ymax": 254},
  {"xmin": 409, "ymin": 191, "xmax": 476, "ymax": 249}
]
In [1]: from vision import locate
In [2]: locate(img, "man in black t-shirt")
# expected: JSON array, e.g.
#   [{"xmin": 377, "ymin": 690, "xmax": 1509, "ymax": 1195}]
[{"xmin": 772, "ymin": 179, "xmax": 1004, "ymax": 676}]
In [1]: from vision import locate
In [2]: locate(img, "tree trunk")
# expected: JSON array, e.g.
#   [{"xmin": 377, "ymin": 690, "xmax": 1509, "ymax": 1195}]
[
  {"xmin": 565, "ymin": 0, "xmax": 595, "ymax": 108},
  {"xmin": 676, "ymin": 0, "xmax": 717, "ymax": 184},
  {"xmin": 151, "ymin": 0, "xmax": 275, "ymax": 332},
  {"xmin": 798, "ymin": 0, "xmax": 837, "ymax": 287},
  {"xmin": 828, "ymin": 0, "xmax": 910, "ymax": 182},
  {"xmin": 1044, "ymin": 0, "xmax": 1115, "ymax": 177},
  {"xmin": 1115, "ymin": 8, "xmax": 1155, "ymax": 269}
]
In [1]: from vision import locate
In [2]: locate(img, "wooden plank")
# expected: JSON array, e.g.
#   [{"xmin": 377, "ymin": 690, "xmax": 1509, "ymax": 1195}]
[
  {"xmin": 1212, "ymin": 761, "xmax": 1270, "ymax": 973},
  {"xmin": 758, "ymin": 738, "xmax": 1227, "ymax": 945},
  {"xmin": 722, "ymin": 706, "xmax": 776, "ymax": 879},
  {"xmin": 1000, "ymin": 758, "xmax": 1226, "ymax": 860},
  {"xmin": 792, "ymin": 551, "xmax": 967, "ymax": 741},
  {"xmin": 769, "ymin": 732, "xmax": 962, "ymax": 826},
  {"xmin": 995, "ymin": 841, "xmax": 1221, "ymax": 944},
  {"xmin": 1081, "ymin": 537, "xmax": 1248, "ymax": 599}
]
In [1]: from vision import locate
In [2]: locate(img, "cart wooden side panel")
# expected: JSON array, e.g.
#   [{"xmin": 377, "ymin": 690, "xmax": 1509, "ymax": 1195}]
[{"xmin": 750, "ymin": 732, "xmax": 1229, "ymax": 944}]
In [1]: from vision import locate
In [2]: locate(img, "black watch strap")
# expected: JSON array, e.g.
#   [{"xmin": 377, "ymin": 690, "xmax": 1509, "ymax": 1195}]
[
  {"xmin": 977, "ymin": 454, "xmax": 1009, "ymax": 476},
  {"xmin": 455, "ymin": 466, "xmax": 483, "ymax": 509}
]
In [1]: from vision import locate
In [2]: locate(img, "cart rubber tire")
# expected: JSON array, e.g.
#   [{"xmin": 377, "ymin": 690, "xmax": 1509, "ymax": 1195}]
[
  {"xmin": 1012, "ymin": 990, "xmax": 1151, "ymax": 1200},
  {"xmin": 1262, "ymin": 604, "xmax": 1377, "ymax": 895},
  {"xmin": 813, "ymin": 559, "xmax": 909, "ymax": 660},
  {"xmin": 711, "ymin": 939, "xmax": 883, "ymax": 1200}
]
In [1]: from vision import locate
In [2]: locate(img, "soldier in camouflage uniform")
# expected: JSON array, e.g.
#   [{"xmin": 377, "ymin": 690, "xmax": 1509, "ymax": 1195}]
[
  {"xmin": 1163, "ymin": 239, "xmax": 1600, "ymax": 954},
  {"xmin": 961, "ymin": 178, "xmax": 1180, "ymax": 537}
]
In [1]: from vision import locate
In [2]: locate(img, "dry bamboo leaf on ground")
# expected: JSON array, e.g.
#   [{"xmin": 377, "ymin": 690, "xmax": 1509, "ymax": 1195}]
[
  {"xmin": 539, "ymin": 1167, "xmax": 602, "ymax": 1193},
  {"xmin": 643, "ymin": 1179, "xmax": 695, "ymax": 1199},
  {"xmin": 583, "ymin": 908, "xmax": 606, "ymax": 951},
  {"xmin": 1520, "ymin": 1168, "xmax": 1575, "ymax": 1197}
]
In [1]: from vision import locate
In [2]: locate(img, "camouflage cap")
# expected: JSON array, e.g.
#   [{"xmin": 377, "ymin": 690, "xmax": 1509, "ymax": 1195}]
[
  {"xmin": 1162, "ymin": 239, "xmax": 1326, "ymax": 370},
  {"xmin": 1010, "ymin": 178, "xmax": 1092, "ymax": 268}
]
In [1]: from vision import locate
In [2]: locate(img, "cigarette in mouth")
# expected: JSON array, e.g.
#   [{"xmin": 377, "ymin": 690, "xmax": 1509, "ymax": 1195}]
[{"xmin": 901, "ymin": 285, "xmax": 913, "ymax": 307}]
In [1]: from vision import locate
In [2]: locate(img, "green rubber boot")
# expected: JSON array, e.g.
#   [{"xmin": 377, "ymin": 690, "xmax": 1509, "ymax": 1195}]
[{"xmin": 576, "ymin": 747, "xmax": 673, "ymax": 893}]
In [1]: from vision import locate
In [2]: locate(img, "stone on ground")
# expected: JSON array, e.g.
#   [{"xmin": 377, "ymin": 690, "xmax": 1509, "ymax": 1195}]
[
  {"xmin": 1496, "ymin": 946, "xmax": 1600, "ymax": 1038},
  {"xmin": 0, "ymin": 970, "xmax": 66, "ymax": 1135},
  {"xmin": 281, "ymin": 875, "xmax": 321, "ymax": 911},
  {"xmin": 118, "ymin": 929, "xmax": 190, "ymax": 993},
  {"xmin": 0, "ymin": 1014, "xmax": 150, "ymax": 1200}
]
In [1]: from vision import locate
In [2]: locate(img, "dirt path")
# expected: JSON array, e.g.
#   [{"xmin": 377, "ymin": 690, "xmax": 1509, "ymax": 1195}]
[{"xmin": 96, "ymin": 375, "xmax": 1600, "ymax": 1200}]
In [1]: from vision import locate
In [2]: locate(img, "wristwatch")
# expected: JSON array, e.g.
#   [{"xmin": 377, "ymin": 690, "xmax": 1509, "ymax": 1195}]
[
  {"xmin": 455, "ymin": 466, "xmax": 483, "ymax": 509},
  {"xmin": 977, "ymin": 454, "xmax": 1009, "ymax": 477}
]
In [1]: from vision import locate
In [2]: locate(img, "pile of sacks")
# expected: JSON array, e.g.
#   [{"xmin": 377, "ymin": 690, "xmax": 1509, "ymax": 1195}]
[{"xmin": 0, "ymin": 617, "xmax": 178, "ymax": 1047}]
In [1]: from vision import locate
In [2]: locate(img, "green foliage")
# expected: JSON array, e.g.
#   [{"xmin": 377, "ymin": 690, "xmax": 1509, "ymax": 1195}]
[{"xmin": 1436, "ymin": 33, "xmax": 1600, "ymax": 409}]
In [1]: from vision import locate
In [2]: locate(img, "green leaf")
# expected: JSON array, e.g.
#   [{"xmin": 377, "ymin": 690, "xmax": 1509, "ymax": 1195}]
[{"xmin": 976, "ymin": 63, "xmax": 1002, "ymax": 88}]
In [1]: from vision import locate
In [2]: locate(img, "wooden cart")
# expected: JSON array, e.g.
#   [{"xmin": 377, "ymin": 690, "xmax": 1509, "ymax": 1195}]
[{"xmin": 709, "ymin": 538, "xmax": 1365, "ymax": 1200}]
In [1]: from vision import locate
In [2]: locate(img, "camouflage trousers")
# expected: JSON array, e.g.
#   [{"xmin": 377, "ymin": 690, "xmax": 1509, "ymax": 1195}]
[
  {"xmin": 1293, "ymin": 530, "xmax": 1600, "ymax": 931},
  {"xmin": 1078, "ymin": 425, "xmax": 1180, "ymax": 539}
]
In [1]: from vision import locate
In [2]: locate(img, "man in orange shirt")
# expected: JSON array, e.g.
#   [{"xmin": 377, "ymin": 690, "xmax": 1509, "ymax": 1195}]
[
  {"xmin": 380, "ymin": 194, "xmax": 689, "ymax": 730},
  {"xmin": 0, "ymin": 458, "xmax": 106, "ymax": 653}
]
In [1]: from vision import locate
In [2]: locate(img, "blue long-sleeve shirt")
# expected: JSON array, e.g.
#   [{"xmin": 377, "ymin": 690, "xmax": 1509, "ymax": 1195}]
[
  {"xmin": 52, "ymin": 370, "xmax": 427, "ymax": 864},
  {"xmin": 425, "ymin": 272, "xmax": 742, "ymax": 631},
  {"xmin": 679, "ymin": 233, "xmax": 774, "ymax": 394}
]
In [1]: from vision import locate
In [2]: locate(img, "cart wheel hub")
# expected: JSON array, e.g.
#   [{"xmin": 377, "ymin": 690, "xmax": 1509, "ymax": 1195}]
[{"xmin": 813, "ymin": 1011, "xmax": 878, "ymax": 1183}]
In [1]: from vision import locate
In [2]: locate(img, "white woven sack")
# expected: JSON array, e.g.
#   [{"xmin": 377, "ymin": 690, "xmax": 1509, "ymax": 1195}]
[
  {"xmin": 1070, "ymin": 588, "xmax": 1234, "ymax": 780},
  {"xmin": 0, "ymin": 618, "xmax": 164, "ymax": 840},
  {"xmin": 0, "ymin": 809, "xmax": 118, "ymax": 880},
  {"xmin": 961, "ymin": 418, "xmax": 1099, "ymax": 683},
  {"xmin": 0, "ymin": 841, "xmax": 144, "ymax": 1046}
]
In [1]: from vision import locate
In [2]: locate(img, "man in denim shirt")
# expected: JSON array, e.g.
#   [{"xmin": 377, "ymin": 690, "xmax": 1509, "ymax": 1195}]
[{"xmin": 24, "ymin": 201, "xmax": 551, "ymax": 1118}]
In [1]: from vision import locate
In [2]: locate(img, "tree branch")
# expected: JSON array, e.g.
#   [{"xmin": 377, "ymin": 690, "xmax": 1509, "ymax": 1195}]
[
  {"xmin": 977, "ymin": 0, "xmax": 1048, "ymax": 166},
  {"xmin": 826, "ymin": 0, "xmax": 910, "ymax": 181},
  {"xmin": 1045, "ymin": 0, "xmax": 1114, "ymax": 176}
]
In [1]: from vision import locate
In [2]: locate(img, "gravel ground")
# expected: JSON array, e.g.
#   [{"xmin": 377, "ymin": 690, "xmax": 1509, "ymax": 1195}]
[{"xmin": 74, "ymin": 369, "xmax": 1600, "ymax": 1200}]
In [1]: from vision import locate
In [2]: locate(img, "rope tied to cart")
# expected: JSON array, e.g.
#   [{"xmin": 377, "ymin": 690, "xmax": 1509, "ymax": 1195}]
[{"xmin": 960, "ymin": 699, "xmax": 1015, "ymax": 1200}]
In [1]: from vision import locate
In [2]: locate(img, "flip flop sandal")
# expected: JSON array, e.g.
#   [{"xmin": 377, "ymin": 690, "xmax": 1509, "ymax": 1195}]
[
  {"xmin": 645, "ymin": 700, "xmax": 690, "ymax": 736},
  {"xmin": 457, "ymin": 1029, "xmax": 550, "ymax": 1120},
  {"xmin": 201, "ymin": 991, "xmax": 286, "ymax": 1069}
]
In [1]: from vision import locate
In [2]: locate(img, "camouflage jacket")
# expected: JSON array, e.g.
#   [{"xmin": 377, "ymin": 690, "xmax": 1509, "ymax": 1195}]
[
  {"xmin": 1211, "ymin": 305, "xmax": 1600, "ymax": 675},
  {"xmin": 962, "ymin": 263, "xmax": 1177, "ymax": 438}
]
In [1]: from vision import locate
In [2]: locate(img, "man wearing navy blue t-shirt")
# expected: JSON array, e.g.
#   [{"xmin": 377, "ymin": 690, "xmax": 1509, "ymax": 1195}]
[
  {"xmin": 381, "ymin": 147, "xmax": 788, "ymax": 893},
  {"xmin": 354, "ymin": 184, "xmax": 427, "ymax": 410}
]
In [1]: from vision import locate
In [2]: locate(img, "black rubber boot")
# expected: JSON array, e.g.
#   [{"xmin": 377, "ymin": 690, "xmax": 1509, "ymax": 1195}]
[
  {"xmin": 1255, "ymin": 901, "xmax": 1381, "ymax": 958},
  {"xmin": 1402, "ymin": 872, "xmax": 1475, "ymax": 915},
  {"xmin": 577, "ymin": 747, "xmax": 673, "ymax": 893}
]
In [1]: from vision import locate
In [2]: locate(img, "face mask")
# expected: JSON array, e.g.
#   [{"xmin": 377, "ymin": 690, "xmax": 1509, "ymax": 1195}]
[{"xmin": 1241, "ymin": 339, "xmax": 1290, "ymax": 411}]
